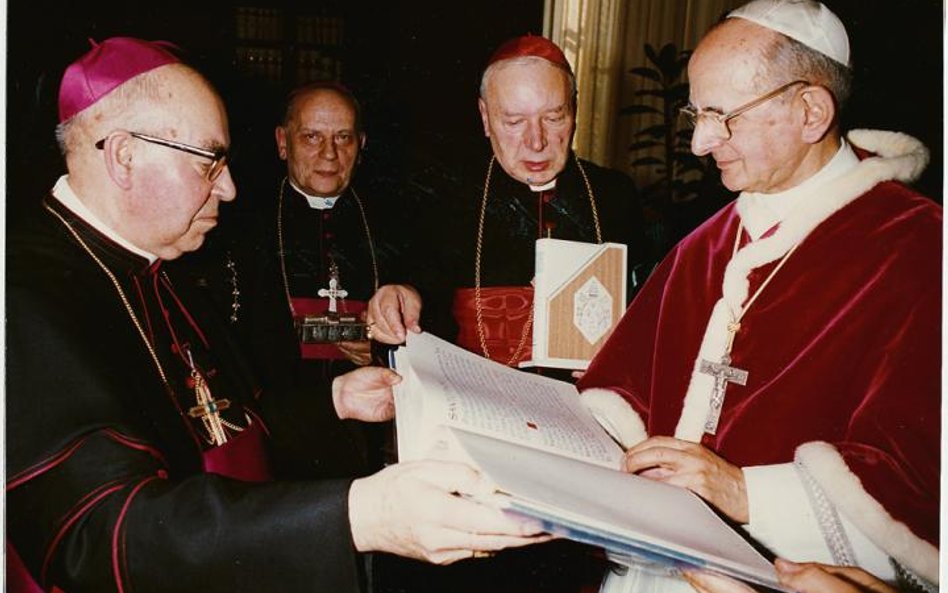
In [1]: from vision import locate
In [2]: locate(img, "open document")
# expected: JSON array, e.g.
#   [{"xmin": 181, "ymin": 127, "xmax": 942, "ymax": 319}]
[{"xmin": 391, "ymin": 332, "xmax": 784, "ymax": 591}]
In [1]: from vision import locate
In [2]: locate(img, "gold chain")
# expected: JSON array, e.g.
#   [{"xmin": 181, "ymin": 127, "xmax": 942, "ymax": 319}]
[
  {"xmin": 277, "ymin": 177, "xmax": 379, "ymax": 318},
  {"xmin": 724, "ymin": 222, "xmax": 800, "ymax": 353},
  {"xmin": 46, "ymin": 203, "xmax": 246, "ymax": 444},
  {"xmin": 474, "ymin": 154, "xmax": 601, "ymax": 365},
  {"xmin": 46, "ymin": 204, "xmax": 171, "ymax": 386},
  {"xmin": 575, "ymin": 157, "xmax": 603, "ymax": 243}
]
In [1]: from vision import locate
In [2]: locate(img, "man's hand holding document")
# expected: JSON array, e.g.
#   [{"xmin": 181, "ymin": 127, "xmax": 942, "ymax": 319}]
[{"xmin": 392, "ymin": 332, "xmax": 787, "ymax": 591}]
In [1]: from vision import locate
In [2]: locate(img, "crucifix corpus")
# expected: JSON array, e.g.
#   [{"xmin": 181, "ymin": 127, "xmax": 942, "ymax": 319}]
[{"xmin": 699, "ymin": 354, "xmax": 748, "ymax": 435}]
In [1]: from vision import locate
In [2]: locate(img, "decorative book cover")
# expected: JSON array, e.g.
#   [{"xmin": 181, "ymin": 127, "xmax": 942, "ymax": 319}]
[{"xmin": 523, "ymin": 239, "xmax": 627, "ymax": 370}]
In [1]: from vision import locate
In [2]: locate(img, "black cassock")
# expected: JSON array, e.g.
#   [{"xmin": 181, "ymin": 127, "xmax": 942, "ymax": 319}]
[
  {"xmin": 7, "ymin": 195, "xmax": 365, "ymax": 593},
  {"xmin": 423, "ymin": 151, "xmax": 648, "ymax": 365},
  {"xmin": 193, "ymin": 181, "xmax": 392, "ymax": 479}
]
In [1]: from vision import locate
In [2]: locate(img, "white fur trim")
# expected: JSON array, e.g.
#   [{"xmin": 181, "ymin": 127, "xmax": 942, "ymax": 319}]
[
  {"xmin": 674, "ymin": 130, "xmax": 929, "ymax": 443},
  {"xmin": 796, "ymin": 441, "xmax": 939, "ymax": 583},
  {"xmin": 579, "ymin": 388, "xmax": 647, "ymax": 449}
]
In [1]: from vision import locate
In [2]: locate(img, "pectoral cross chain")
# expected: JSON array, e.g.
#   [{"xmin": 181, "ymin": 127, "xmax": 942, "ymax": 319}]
[
  {"xmin": 189, "ymin": 396, "xmax": 232, "ymax": 440},
  {"xmin": 185, "ymin": 350, "xmax": 232, "ymax": 446}
]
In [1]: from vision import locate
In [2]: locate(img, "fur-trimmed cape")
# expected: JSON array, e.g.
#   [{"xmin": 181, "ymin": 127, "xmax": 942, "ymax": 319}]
[{"xmin": 579, "ymin": 130, "xmax": 940, "ymax": 583}]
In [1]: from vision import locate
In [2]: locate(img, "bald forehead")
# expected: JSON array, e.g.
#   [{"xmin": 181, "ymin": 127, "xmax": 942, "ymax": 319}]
[
  {"xmin": 287, "ymin": 88, "xmax": 357, "ymax": 125},
  {"xmin": 149, "ymin": 64, "xmax": 219, "ymax": 102},
  {"xmin": 83, "ymin": 63, "xmax": 221, "ymax": 133},
  {"xmin": 690, "ymin": 19, "xmax": 781, "ymax": 90}
]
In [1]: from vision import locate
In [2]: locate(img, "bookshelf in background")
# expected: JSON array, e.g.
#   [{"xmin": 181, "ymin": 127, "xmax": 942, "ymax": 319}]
[{"xmin": 233, "ymin": 5, "xmax": 344, "ymax": 87}]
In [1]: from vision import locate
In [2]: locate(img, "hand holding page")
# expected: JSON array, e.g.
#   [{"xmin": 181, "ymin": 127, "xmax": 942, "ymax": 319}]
[{"xmin": 392, "ymin": 332, "xmax": 784, "ymax": 591}]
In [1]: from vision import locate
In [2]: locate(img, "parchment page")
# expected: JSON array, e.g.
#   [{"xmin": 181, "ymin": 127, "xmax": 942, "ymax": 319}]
[{"xmin": 400, "ymin": 332, "xmax": 623, "ymax": 468}]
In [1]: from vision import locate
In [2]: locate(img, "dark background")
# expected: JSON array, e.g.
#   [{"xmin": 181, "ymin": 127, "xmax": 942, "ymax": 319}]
[
  {"xmin": 7, "ymin": 0, "xmax": 543, "ymax": 226},
  {"xmin": 4, "ymin": 2, "xmax": 942, "ymax": 592},
  {"xmin": 7, "ymin": 0, "xmax": 942, "ymax": 236}
]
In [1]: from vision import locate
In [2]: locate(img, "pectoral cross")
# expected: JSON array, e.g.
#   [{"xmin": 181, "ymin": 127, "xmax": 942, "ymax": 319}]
[
  {"xmin": 317, "ymin": 263, "xmax": 347, "ymax": 314},
  {"xmin": 185, "ymin": 350, "xmax": 232, "ymax": 446},
  {"xmin": 699, "ymin": 355, "xmax": 748, "ymax": 435}
]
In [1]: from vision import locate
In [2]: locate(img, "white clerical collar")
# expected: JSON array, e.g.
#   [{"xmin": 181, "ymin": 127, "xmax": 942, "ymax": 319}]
[
  {"xmin": 52, "ymin": 175, "xmax": 159, "ymax": 264},
  {"xmin": 289, "ymin": 179, "xmax": 340, "ymax": 210},
  {"xmin": 738, "ymin": 140, "xmax": 859, "ymax": 240},
  {"xmin": 528, "ymin": 178, "xmax": 557, "ymax": 192}
]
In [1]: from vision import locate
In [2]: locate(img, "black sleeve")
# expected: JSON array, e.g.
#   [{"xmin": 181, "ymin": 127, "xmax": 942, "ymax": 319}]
[{"xmin": 7, "ymin": 282, "xmax": 364, "ymax": 593}]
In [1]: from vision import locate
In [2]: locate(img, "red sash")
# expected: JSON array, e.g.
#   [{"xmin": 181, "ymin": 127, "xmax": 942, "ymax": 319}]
[
  {"xmin": 6, "ymin": 542, "xmax": 55, "ymax": 593},
  {"xmin": 201, "ymin": 419, "xmax": 273, "ymax": 482},
  {"xmin": 452, "ymin": 286, "xmax": 533, "ymax": 366},
  {"xmin": 290, "ymin": 297, "xmax": 367, "ymax": 360}
]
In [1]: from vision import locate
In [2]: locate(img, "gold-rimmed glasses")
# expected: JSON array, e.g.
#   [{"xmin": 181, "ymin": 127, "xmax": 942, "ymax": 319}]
[
  {"xmin": 95, "ymin": 131, "xmax": 229, "ymax": 182},
  {"xmin": 679, "ymin": 80, "xmax": 809, "ymax": 140}
]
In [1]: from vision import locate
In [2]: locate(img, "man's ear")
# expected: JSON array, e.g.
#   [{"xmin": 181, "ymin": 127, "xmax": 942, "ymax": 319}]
[
  {"xmin": 477, "ymin": 98, "xmax": 491, "ymax": 137},
  {"xmin": 799, "ymin": 85, "xmax": 837, "ymax": 144},
  {"xmin": 101, "ymin": 132, "xmax": 135, "ymax": 190},
  {"xmin": 356, "ymin": 132, "xmax": 367, "ymax": 165},
  {"xmin": 275, "ymin": 126, "xmax": 288, "ymax": 160}
]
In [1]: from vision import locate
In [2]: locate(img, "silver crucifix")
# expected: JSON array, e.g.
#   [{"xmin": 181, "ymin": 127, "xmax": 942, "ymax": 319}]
[
  {"xmin": 317, "ymin": 264, "xmax": 348, "ymax": 314},
  {"xmin": 699, "ymin": 355, "xmax": 748, "ymax": 435}
]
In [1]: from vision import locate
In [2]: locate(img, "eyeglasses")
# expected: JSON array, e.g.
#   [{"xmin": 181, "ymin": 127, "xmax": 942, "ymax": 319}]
[
  {"xmin": 679, "ymin": 80, "xmax": 809, "ymax": 140},
  {"xmin": 95, "ymin": 131, "xmax": 229, "ymax": 182}
]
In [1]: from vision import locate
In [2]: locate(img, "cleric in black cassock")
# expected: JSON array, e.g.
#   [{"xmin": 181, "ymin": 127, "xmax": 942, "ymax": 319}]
[
  {"xmin": 182, "ymin": 83, "xmax": 419, "ymax": 480},
  {"xmin": 427, "ymin": 35, "xmax": 648, "ymax": 370},
  {"xmin": 381, "ymin": 35, "xmax": 646, "ymax": 593},
  {"xmin": 7, "ymin": 36, "xmax": 547, "ymax": 593}
]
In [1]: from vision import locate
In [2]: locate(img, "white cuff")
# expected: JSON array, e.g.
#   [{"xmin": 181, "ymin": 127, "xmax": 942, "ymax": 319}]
[
  {"xmin": 743, "ymin": 463, "xmax": 896, "ymax": 582},
  {"xmin": 743, "ymin": 463, "xmax": 835, "ymax": 563}
]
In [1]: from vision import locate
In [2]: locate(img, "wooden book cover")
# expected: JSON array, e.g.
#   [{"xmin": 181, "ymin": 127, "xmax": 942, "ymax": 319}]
[{"xmin": 522, "ymin": 239, "xmax": 626, "ymax": 370}]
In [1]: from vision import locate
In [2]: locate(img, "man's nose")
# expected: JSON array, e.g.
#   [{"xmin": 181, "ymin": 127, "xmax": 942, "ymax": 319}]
[
  {"xmin": 319, "ymin": 138, "xmax": 339, "ymax": 160},
  {"xmin": 524, "ymin": 121, "xmax": 547, "ymax": 152},
  {"xmin": 213, "ymin": 164, "xmax": 237, "ymax": 202},
  {"xmin": 690, "ymin": 119, "xmax": 726, "ymax": 156}
]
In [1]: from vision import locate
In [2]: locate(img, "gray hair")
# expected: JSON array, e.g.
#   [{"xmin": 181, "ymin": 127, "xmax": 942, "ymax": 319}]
[
  {"xmin": 479, "ymin": 56, "xmax": 577, "ymax": 109},
  {"xmin": 55, "ymin": 65, "xmax": 187, "ymax": 157},
  {"xmin": 759, "ymin": 30, "xmax": 853, "ymax": 110},
  {"xmin": 282, "ymin": 81, "xmax": 363, "ymax": 134}
]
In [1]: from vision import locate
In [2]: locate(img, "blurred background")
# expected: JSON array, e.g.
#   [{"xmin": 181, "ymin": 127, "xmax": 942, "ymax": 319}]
[{"xmin": 7, "ymin": 0, "xmax": 941, "ymax": 264}]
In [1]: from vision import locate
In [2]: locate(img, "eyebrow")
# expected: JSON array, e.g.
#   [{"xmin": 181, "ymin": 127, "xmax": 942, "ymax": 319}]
[
  {"xmin": 297, "ymin": 126, "xmax": 356, "ymax": 134},
  {"xmin": 500, "ymin": 104, "xmax": 569, "ymax": 117},
  {"xmin": 206, "ymin": 141, "xmax": 229, "ymax": 153},
  {"xmin": 183, "ymin": 134, "xmax": 228, "ymax": 153}
]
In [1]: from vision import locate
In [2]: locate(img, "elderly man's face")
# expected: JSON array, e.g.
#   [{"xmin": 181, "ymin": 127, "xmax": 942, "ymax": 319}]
[
  {"xmin": 276, "ymin": 89, "xmax": 363, "ymax": 197},
  {"xmin": 127, "ymin": 68, "xmax": 236, "ymax": 259},
  {"xmin": 478, "ymin": 59, "xmax": 574, "ymax": 186},
  {"xmin": 687, "ymin": 20, "xmax": 811, "ymax": 194}
]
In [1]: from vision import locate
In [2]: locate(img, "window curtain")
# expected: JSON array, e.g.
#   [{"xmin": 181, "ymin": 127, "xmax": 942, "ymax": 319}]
[{"xmin": 546, "ymin": 0, "xmax": 741, "ymax": 177}]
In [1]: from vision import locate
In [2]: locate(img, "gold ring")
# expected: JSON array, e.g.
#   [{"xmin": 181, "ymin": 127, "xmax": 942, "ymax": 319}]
[{"xmin": 472, "ymin": 550, "xmax": 494, "ymax": 559}]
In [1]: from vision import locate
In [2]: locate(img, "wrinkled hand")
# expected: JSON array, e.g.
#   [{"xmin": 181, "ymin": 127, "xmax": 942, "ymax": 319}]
[
  {"xmin": 366, "ymin": 284, "xmax": 422, "ymax": 344},
  {"xmin": 681, "ymin": 569, "xmax": 755, "ymax": 593},
  {"xmin": 332, "ymin": 366, "xmax": 400, "ymax": 422},
  {"xmin": 623, "ymin": 436, "xmax": 748, "ymax": 523},
  {"xmin": 336, "ymin": 339, "xmax": 372, "ymax": 366},
  {"xmin": 682, "ymin": 560, "xmax": 898, "ymax": 593},
  {"xmin": 348, "ymin": 460, "xmax": 551, "ymax": 564},
  {"xmin": 774, "ymin": 560, "xmax": 898, "ymax": 593}
]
